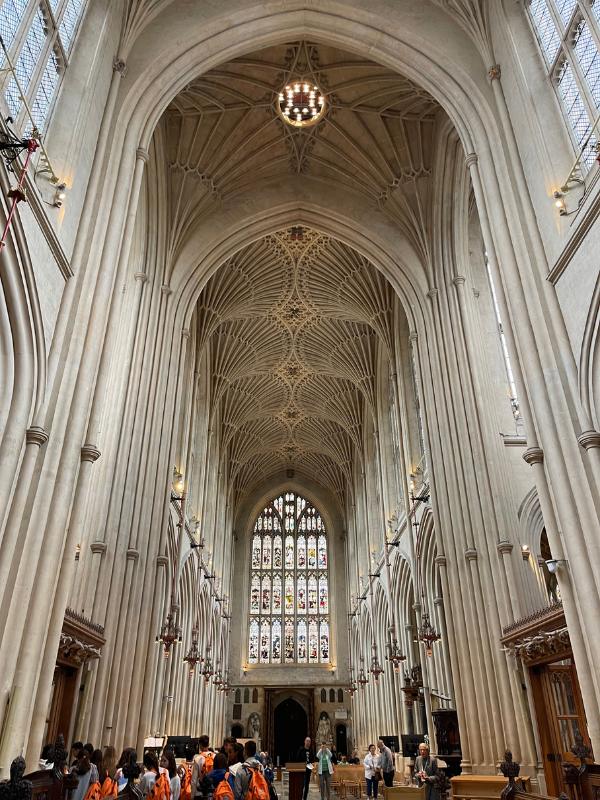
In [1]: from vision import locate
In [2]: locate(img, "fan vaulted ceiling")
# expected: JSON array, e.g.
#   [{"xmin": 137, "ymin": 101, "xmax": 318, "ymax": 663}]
[
  {"xmin": 164, "ymin": 41, "xmax": 443, "ymax": 263},
  {"xmin": 196, "ymin": 227, "xmax": 401, "ymax": 501}
]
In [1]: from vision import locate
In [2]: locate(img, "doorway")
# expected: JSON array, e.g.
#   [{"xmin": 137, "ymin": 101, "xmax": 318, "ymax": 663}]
[
  {"xmin": 336, "ymin": 724, "xmax": 347, "ymax": 756},
  {"xmin": 530, "ymin": 658, "xmax": 592, "ymax": 796},
  {"xmin": 274, "ymin": 698, "xmax": 308, "ymax": 765}
]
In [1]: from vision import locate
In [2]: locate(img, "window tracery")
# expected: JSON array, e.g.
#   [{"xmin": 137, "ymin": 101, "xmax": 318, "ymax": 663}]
[
  {"xmin": 1, "ymin": 0, "xmax": 87, "ymax": 135},
  {"xmin": 527, "ymin": 0, "xmax": 600, "ymax": 167},
  {"xmin": 248, "ymin": 491, "xmax": 330, "ymax": 665}
]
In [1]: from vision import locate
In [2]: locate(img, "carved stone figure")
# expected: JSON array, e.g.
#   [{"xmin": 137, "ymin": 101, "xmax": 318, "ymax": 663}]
[
  {"xmin": 316, "ymin": 711, "xmax": 333, "ymax": 746},
  {"xmin": 247, "ymin": 712, "xmax": 261, "ymax": 741}
]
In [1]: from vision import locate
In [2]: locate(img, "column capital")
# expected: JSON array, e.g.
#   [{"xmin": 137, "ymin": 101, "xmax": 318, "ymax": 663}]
[
  {"xmin": 497, "ymin": 540, "xmax": 513, "ymax": 555},
  {"xmin": 26, "ymin": 426, "xmax": 49, "ymax": 447},
  {"xmin": 577, "ymin": 430, "xmax": 600, "ymax": 450},
  {"xmin": 452, "ymin": 275, "xmax": 466, "ymax": 287},
  {"xmin": 134, "ymin": 271, "xmax": 148, "ymax": 283},
  {"xmin": 182, "ymin": 328, "xmax": 191, "ymax": 339},
  {"xmin": 408, "ymin": 331, "xmax": 418, "ymax": 343},
  {"xmin": 434, "ymin": 555, "xmax": 447, "ymax": 568},
  {"xmin": 465, "ymin": 153, "xmax": 478, "ymax": 168},
  {"xmin": 81, "ymin": 444, "xmax": 101, "ymax": 463},
  {"xmin": 465, "ymin": 548, "xmax": 478, "ymax": 561},
  {"xmin": 136, "ymin": 147, "xmax": 150, "ymax": 163},
  {"xmin": 523, "ymin": 446, "xmax": 544, "ymax": 465},
  {"xmin": 126, "ymin": 548, "xmax": 140, "ymax": 561},
  {"xmin": 427, "ymin": 287, "xmax": 438, "ymax": 300},
  {"xmin": 113, "ymin": 58, "xmax": 127, "ymax": 76},
  {"xmin": 161, "ymin": 284, "xmax": 172, "ymax": 296},
  {"xmin": 90, "ymin": 541, "xmax": 107, "ymax": 555},
  {"xmin": 433, "ymin": 596, "xmax": 443, "ymax": 607},
  {"xmin": 488, "ymin": 64, "xmax": 502, "ymax": 81},
  {"xmin": 156, "ymin": 554, "xmax": 169, "ymax": 567}
]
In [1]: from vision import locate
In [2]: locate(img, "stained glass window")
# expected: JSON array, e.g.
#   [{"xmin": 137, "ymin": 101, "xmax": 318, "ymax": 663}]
[
  {"xmin": 248, "ymin": 491, "xmax": 331, "ymax": 665},
  {"xmin": 1, "ymin": 0, "xmax": 87, "ymax": 135},
  {"xmin": 526, "ymin": 0, "xmax": 600, "ymax": 169}
]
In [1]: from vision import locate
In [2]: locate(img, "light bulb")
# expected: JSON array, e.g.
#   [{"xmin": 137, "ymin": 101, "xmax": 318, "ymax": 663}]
[
  {"xmin": 294, "ymin": 83, "xmax": 300, "ymax": 92},
  {"xmin": 279, "ymin": 94, "xmax": 284, "ymax": 102},
  {"xmin": 302, "ymin": 107, "xmax": 308, "ymax": 114},
  {"xmin": 318, "ymin": 96, "xmax": 324, "ymax": 105},
  {"xmin": 293, "ymin": 107, "xmax": 299, "ymax": 114},
  {"xmin": 303, "ymin": 83, "xmax": 309, "ymax": 92},
  {"xmin": 296, "ymin": 114, "xmax": 302, "ymax": 121}
]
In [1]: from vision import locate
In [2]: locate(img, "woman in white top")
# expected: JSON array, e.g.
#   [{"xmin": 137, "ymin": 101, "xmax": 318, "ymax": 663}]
[
  {"xmin": 161, "ymin": 751, "xmax": 181, "ymax": 800},
  {"xmin": 363, "ymin": 745, "xmax": 381, "ymax": 799}
]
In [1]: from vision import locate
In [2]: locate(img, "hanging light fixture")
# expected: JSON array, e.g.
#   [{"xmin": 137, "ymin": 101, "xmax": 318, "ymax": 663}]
[
  {"xmin": 157, "ymin": 612, "xmax": 181, "ymax": 658},
  {"xmin": 213, "ymin": 663, "xmax": 223, "ymax": 689},
  {"xmin": 221, "ymin": 670, "xmax": 231, "ymax": 695},
  {"xmin": 418, "ymin": 613, "xmax": 441, "ymax": 657},
  {"xmin": 277, "ymin": 79, "xmax": 326, "ymax": 128},
  {"xmin": 183, "ymin": 627, "xmax": 201, "ymax": 676},
  {"xmin": 357, "ymin": 657, "xmax": 368, "ymax": 688},
  {"xmin": 201, "ymin": 644, "xmax": 214, "ymax": 683},
  {"xmin": 172, "ymin": 467, "xmax": 184, "ymax": 497},
  {"xmin": 369, "ymin": 642, "xmax": 384, "ymax": 682},
  {"xmin": 386, "ymin": 638, "xmax": 407, "ymax": 672},
  {"xmin": 347, "ymin": 666, "xmax": 358, "ymax": 696}
]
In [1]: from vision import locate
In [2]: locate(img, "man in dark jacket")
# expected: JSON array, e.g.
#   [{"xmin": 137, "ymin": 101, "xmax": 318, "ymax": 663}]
[{"xmin": 297, "ymin": 737, "xmax": 315, "ymax": 800}]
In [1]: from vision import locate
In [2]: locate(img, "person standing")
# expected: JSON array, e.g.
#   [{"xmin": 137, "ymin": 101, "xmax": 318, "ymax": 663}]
[
  {"xmin": 233, "ymin": 740, "xmax": 263, "ymax": 800},
  {"xmin": 377, "ymin": 740, "xmax": 394, "ymax": 788},
  {"xmin": 161, "ymin": 751, "xmax": 181, "ymax": 800},
  {"xmin": 316, "ymin": 742, "xmax": 333, "ymax": 800},
  {"xmin": 414, "ymin": 744, "xmax": 439, "ymax": 800},
  {"xmin": 364, "ymin": 745, "xmax": 381, "ymax": 800},
  {"xmin": 296, "ymin": 737, "xmax": 315, "ymax": 800}
]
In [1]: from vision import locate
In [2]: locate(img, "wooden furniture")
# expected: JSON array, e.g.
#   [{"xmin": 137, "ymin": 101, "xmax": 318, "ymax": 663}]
[
  {"xmin": 451, "ymin": 774, "xmax": 532, "ymax": 800},
  {"xmin": 25, "ymin": 768, "xmax": 78, "ymax": 800},
  {"xmin": 287, "ymin": 763, "xmax": 310, "ymax": 800},
  {"xmin": 383, "ymin": 787, "xmax": 425, "ymax": 800}
]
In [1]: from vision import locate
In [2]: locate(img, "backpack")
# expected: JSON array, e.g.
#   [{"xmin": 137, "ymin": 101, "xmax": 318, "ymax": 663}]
[
  {"xmin": 244, "ymin": 767, "xmax": 270, "ymax": 800},
  {"xmin": 83, "ymin": 782, "xmax": 102, "ymax": 800},
  {"xmin": 180, "ymin": 764, "xmax": 192, "ymax": 800},
  {"xmin": 214, "ymin": 774, "xmax": 234, "ymax": 800},
  {"xmin": 150, "ymin": 772, "xmax": 171, "ymax": 800},
  {"xmin": 100, "ymin": 778, "xmax": 118, "ymax": 799},
  {"xmin": 201, "ymin": 752, "xmax": 215, "ymax": 777}
]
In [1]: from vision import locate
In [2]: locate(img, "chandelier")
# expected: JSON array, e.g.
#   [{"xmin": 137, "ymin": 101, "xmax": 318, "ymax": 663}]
[
  {"xmin": 369, "ymin": 642, "xmax": 384, "ymax": 682},
  {"xmin": 158, "ymin": 612, "xmax": 181, "ymax": 658},
  {"xmin": 278, "ymin": 80, "xmax": 325, "ymax": 127},
  {"xmin": 386, "ymin": 638, "xmax": 407, "ymax": 672},
  {"xmin": 347, "ymin": 666, "xmax": 358, "ymax": 697},
  {"xmin": 201, "ymin": 644, "xmax": 214, "ymax": 683},
  {"xmin": 418, "ymin": 613, "xmax": 441, "ymax": 657},
  {"xmin": 221, "ymin": 670, "xmax": 231, "ymax": 695},
  {"xmin": 183, "ymin": 628, "xmax": 202, "ymax": 676},
  {"xmin": 357, "ymin": 658, "xmax": 368, "ymax": 688}
]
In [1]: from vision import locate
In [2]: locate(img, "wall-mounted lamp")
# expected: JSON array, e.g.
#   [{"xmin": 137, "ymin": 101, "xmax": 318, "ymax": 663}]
[
  {"xmin": 545, "ymin": 558, "xmax": 568, "ymax": 574},
  {"xmin": 172, "ymin": 468, "xmax": 184, "ymax": 496},
  {"xmin": 521, "ymin": 544, "xmax": 530, "ymax": 560},
  {"xmin": 53, "ymin": 182, "xmax": 67, "ymax": 208},
  {"xmin": 553, "ymin": 190, "xmax": 567, "ymax": 216}
]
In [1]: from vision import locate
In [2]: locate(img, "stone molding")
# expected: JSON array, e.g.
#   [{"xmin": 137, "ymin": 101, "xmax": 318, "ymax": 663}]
[
  {"xmin": 136, "ymin": 147, "xmax": 150, "ymax": 163},
  {"xmin": 465, "ymin": 548, "xmax": 478, "ymax": 561},
  {"xmin": 161, "ymin": 284, "xmax": 172, "ymax": 295},
  {"xmin": 497, "ymin": 540, "xmax": 513, "ymax": 555},
  {"xmin": 465, "ymin": 152, "xmax": 478, "ymax": 168},
  {"xmin": 134, "ymin": 271, "xmax": 148, "ymax": 283},
  {"xmin": 90, "ymin": 541, "xmax": 107, "ymax": 555},
  {"xmin": 510, "ymin": 626, "xmax": 570, "ymax": 665},
  {"xmin": 501, "ymin": 434, "xmax": 527, "ymax": 447},
  {"xmin": 488, "ymin": 64, "xmax": 501, "ymax": 81},
  {"xmin": 434, "ymin": 555, "xmax": 447, "ymax": 567},
  {"xmin": 156, "ymin": 554, "xmax": 169, "ymax": 566},
  {"xmin": 26, "ymin": 426, "xmax": 49, "ymax": 447},
  {"xmin": 577, "ymin": 429, "xmax": 600, "ymax": 450},
  {"xmin": 408, "ymin": 331, "xmax": 418, "ymax": 342},
  {"xmin": 126, "ymin": 548, "xmax": 140, "ymax": 561},
  {"xmin": 523, "ymin": 446, "xmax": 544, "ymax": 465},
  {"xmin": 427, "ymin": 287, "xmax": 439, "ymax": 299},
  {"xmin": 81, "ymin": 443, "xmax": 101, "ymax": 463},
  {"xmin": 452, "ymin": 275, "xmax": 466, "ymax": 286},
  {"xmin": 113, "ymin": 58, "xmax": 127, "ymax": 75}
]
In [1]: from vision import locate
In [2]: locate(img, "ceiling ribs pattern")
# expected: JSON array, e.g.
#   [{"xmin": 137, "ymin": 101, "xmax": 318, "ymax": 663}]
[
  {"xmin": 165, "ymin": 41, "xmax": 441, "ymax": 264},
  {"xmin": 195, "ymin": 227, "xmax": 399, "ymax": 501}
]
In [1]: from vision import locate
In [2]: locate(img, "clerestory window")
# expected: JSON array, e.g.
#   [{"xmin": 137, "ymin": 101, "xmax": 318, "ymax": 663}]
[
  {"xmin": 0, "ymin": 0, "xmax": 86, "ymax": 136},
  {"xmin": 248, "ymin": 491, "xmax": 330, "ymax": 666},
  {"xmin": 527, "ymin": 0, "xmax": 600, "ymax": 169}
]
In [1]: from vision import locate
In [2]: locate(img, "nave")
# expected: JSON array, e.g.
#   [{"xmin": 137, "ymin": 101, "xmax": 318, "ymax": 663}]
[{"xmin": 0, "ymin": 4, "xmax": 599, "ymax": 800}]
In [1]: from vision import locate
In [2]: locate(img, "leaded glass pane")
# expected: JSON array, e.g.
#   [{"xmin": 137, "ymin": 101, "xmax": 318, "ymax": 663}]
[
  {"xmin": 252, "ymin": 535, "xmax": 261, "ymax": 568},
  {"xmin": 297, "ymin": 575, "xmax": 307, "ymax": 613},
  {"xmin": 556, "ymin": 0, "xmax": 577, "ymax": 25},
  {"xmin": 58, "ymin": 0, "xmax": 84, "ymax": 52},
  {"xmin": 261, "ymin": 575, "xmax": 271, "ymax": 613},
  {"xmin": 273, "ymin": 575, "xmax": 282, "ymax": 613},
  {"xmin": 297, "ymin": 535, "xmax": 306, "ymax": 568},
  {"xmin": 556, "ymin": 58, "xmax": 596, "ymax": 164},
  {"xmin": 320, "ymin": 619, "xmax": 330, "ymax": 662},
  {"xmin": 573, "ymin": 19, "xmax": 600, "ymax": 108},
  {"xmin": 262, "ymin": 535, "xmax": 272, "ymax": 569},
  {"xmin": 318, "ymin": 535, "xmax": 327, "ymax": 568},
  {"xmin": 285, "ymin": 535, "xmax": 294, "ymax": 568},
  {"xmin": 250, "ymin": 575, "xmax": 260, "ymax": 614},
  {"xmin": 319, "ymin": 575, "xmax": 329, "ymax": 613},
  {"xmin": 5, "ymin": 6, "xmax": 46, "ymax": 118},
  {"xmin": 285, "ymin": 617, "xmax": 294, "ymax": 662},
  {"xmin": 307, "ymin": 535, "xmax": 317, "ymax": 568},
  {"xmin": 308, "ymin": 618, "xmax": 319, "ymax": 663},
  {"xmin": 308, "ymin": 574, "xmax": 318, "ymax": 613},
  {"xmin": 529, "ymin": 0, "xmax": 561, "ymax": 63},
  {"xmin": 0, "ymin": 0, "xmax": 28, "ymax": 61},
  {"xmin": 273, "ymin": 535, "xmax": 282, "ymax": 568},
  {"xmin": 249, "ymin": 619, "xmax": 259, "ymax": 663},
  {"xmin": 272, "ymin": 620, "xmax": 281, "ymax": 663},
  {"xmin": 297, "ymin": 619, "xmax": 307, "ymax": 662},
  {"xmin": 260, "ymin": 620, "xmax": 270, "ymax": 663},
  {"xmin": 29, "ymin": 47, "xmax": 60, "ymax": 133},
  {"xmin": 285, "ymin": 573, "xmax": 294, "ymax": 613}
]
